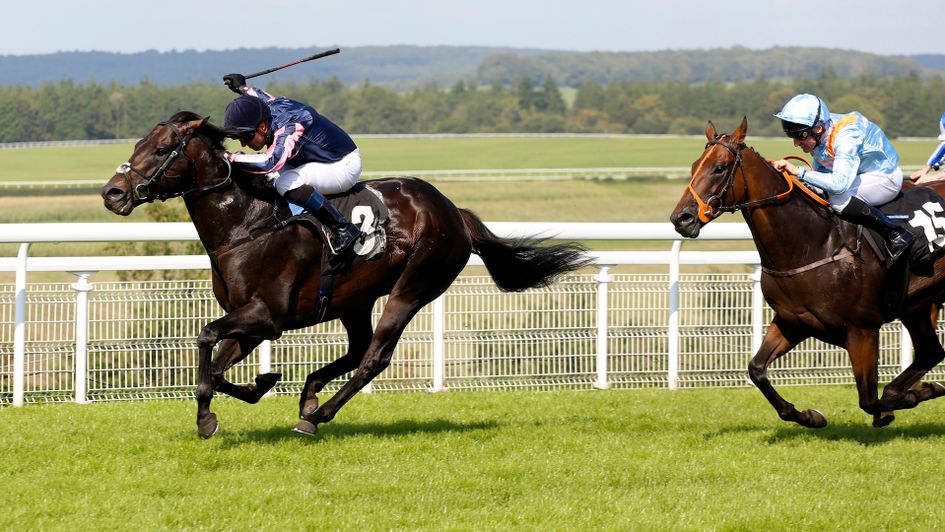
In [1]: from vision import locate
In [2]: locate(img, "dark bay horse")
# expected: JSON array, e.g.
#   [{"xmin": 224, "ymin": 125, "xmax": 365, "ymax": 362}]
[
  {"xmin": 101, "ymin": 112, "xmax": 589, "ymax": 438},
  {"xmin": 670, "ymin": 118, "xmax": 945, "ymax": 428}
]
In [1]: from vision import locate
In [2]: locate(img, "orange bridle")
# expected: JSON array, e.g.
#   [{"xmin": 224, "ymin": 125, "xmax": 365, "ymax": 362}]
[{"xmin": 685, "ymin": 137, "xmax": 820, "ymax": 222}]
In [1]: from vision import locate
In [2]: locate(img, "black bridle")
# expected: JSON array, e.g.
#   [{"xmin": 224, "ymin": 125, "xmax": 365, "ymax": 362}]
[
  {"xmin": 687, "ymin": 136, "xmax": 795, "ymax": 222},
  {"xmin": 117, "ymin": 121, "xmax": 232, "ymax": 202}
]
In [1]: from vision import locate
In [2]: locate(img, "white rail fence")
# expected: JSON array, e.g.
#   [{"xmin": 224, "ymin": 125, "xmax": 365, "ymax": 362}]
[{"xmin": 0, "ymin": 222, "xmax": 932, "ymax": 406}]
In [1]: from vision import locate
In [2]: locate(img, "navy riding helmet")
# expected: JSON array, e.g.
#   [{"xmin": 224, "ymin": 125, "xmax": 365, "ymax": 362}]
[{"xmin": 223, "ymin": 95, "xmax": 272, "ymax": 137}]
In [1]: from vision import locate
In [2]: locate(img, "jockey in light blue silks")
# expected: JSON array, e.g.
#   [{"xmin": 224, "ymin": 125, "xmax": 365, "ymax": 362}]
[
  {"xmin": 910, "ymin": 111, "xmax": 945, "ymax": 184},
  {"xmin": 772, "ymin": 93, "xmax": 914, "ymax": 262}
]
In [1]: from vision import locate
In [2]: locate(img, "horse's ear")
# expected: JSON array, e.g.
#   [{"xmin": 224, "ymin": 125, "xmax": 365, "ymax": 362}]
[
  {"xmin": 705, "ymin": 121, "xmax": 717, "ymax": 141},
  {"xmin": 182, "ymin": 116, "xmax": 206, "ymax": 133},
  {"xmin": 732, "ymin": 116, "xmax": 748, "ymax": 144}
]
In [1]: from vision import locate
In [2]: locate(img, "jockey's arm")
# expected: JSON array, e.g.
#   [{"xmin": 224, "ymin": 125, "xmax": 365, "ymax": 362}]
[{"xmin": 227, "ymin": 122, "xmax": 304, "ymax": 174}]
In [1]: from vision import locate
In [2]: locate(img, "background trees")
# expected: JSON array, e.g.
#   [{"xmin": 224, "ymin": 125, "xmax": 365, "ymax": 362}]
[{"xmin": 2, "ymin": 70, "xmax": 944, "ymax": 142}]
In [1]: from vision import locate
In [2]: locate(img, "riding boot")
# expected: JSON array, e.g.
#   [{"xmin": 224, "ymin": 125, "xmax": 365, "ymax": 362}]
[
  {"xmin": 285, "ymin": 186, "xmax": 361, "ymax": 256},
  {"xmin": 312, "ymin": 201, "xmax": 361, "ymax": 256},
  {"xmin": 841, "ymin": 196, "xmax": 914, "ymax": 262}
]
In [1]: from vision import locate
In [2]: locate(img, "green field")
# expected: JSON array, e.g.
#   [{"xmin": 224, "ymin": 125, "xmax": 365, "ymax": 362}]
[
  {"xmin": 0, "ymin": 133, "xmax": 939, "ymax": 182},
  {"xmin": 2, "ymin": 387, "xmax": 945, "ymax": 529}
]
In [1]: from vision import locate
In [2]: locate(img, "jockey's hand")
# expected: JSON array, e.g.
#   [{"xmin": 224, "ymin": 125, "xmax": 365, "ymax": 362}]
[
  {"xmin": 910, "ymin": 168, "xmax": 929, "ymax": 181},
  {"xmin": 225, "ymin": 151, "xmax": 243, "ymax": 162},
  {"xmin": 772, "ymin": 159, "xmax": 801, "ymax": 177},
  {"xmin": 223, "ymin": 73, "xmax": 247, "ymax": 94}
]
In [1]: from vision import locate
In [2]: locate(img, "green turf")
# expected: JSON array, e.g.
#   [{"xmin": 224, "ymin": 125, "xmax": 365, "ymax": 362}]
[{"xmin": 2, "ymin": 387, "xmax": 944, "ymax": 529}]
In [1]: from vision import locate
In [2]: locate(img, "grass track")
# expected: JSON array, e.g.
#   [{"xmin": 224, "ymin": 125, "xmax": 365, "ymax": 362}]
[{"xmin": 3, "ymin": 387, "xmax": 945, "ymax": 529}]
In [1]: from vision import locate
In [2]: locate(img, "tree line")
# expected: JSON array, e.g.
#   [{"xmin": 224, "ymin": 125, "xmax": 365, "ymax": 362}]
[{"xmin": 2, "ymin": 70, "xmax": 945, "ymax": 143}]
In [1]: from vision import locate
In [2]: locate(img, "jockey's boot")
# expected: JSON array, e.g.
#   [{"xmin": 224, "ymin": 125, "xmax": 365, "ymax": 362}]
[
  {"xmin": 313, "ymin": 202, "xmax": 361, "ymax": 256},
  {"xmin": 841, "ymin": 196, "xmax": 914, "ymax": 262},
  {"xmin": 286, "ymin": 186, "xmax": 361, "ymax": 256}
]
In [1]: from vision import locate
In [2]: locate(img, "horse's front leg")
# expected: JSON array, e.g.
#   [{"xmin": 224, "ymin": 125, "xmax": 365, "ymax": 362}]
[
  {"xmin": 297, "ymin": 308, "xmax": 374, "ymax": 424},
  {"xmin": 195, "ymin": 299, "xmax": 280, "ymax": 439},
  {"xmin": 295, "ymin": 295, "xmax": 422, "ymax": 435},
  {"xmin": 212, "ymin": 337, "xmax": 281, "ymax": 404},
  {"xmin": 747, "ymin": 318, "xmax": 824, "ymax": 428}
]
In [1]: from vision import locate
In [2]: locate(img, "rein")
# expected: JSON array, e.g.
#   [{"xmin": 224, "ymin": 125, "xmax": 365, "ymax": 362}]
[{"xmin": 688, "ymin": 137, "xmax": 854, "ymax": 277}]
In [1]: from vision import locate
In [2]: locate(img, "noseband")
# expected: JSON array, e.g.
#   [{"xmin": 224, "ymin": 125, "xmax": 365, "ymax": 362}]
[{"xmin": 686, "ymin": 136, "xmax": 795, "ymax": 223}]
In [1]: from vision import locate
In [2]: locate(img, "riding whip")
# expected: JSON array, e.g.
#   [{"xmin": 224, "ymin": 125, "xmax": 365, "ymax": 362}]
[{"xmin": 244, "ymin": 48, "xmax": 341, "ymax": 80}]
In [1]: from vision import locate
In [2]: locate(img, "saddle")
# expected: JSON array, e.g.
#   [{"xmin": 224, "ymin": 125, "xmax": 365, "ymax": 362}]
[{"xmin": 288, "ymin": 183, "xmax": 390, "ymax": 322}]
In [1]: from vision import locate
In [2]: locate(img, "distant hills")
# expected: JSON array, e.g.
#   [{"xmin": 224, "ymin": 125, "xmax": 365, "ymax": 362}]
[{"xmin": 1, "ymin": 45, "xmax": 943, "ymax": 89}]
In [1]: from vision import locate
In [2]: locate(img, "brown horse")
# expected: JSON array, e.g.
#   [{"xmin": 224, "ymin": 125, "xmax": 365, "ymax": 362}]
[
  {"xmin": 101, "ymin": 112, "xmax": 589, "ymax": 438},
  {"xmin": 670, "ymin": 118, "xmax": 945, "ymax": 428}
]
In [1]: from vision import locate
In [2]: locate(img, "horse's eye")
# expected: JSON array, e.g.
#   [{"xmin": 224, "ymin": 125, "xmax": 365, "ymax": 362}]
[{"xmin": 714, "ymin": 164, "xmax": 727, "ymax": 173}]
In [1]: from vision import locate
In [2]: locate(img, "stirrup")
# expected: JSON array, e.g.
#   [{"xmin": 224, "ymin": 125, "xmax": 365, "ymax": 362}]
[
  {"xmin": 886, "ymin": 232, "xmax": 914, "ymax": 262},
  {"xmin": 324, "ymin": 224, "xmax": 360, "ymax": 255}
]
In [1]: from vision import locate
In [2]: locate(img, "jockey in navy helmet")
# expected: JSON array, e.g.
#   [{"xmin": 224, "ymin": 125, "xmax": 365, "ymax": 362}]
[{"xmin": 221, "ymin": 73, "xmax": 361, "ymax": 256}]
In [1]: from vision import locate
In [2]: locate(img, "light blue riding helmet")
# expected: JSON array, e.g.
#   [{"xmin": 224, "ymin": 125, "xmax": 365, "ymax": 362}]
[
  {"xmin": 938, "ymin": 111, "xmax": 945, "ymax": 141},
  {"xmin": 774, "ymin": 93, "xmax": 829, "ymax": 127}
]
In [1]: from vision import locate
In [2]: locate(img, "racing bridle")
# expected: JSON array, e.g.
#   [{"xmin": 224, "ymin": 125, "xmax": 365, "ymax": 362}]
[
  {"xmin": 686, "ymin": 135, "xmax": 796, "ymax": 223},
  {"xmin": 116, "ymin": 120, "xmax": 231, "ymax": 202}
]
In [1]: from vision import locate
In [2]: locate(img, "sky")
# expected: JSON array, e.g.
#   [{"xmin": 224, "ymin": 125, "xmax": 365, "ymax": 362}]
[{"xmin": 2, "ymin": 0, "xmax": 940, "ymax": 57}]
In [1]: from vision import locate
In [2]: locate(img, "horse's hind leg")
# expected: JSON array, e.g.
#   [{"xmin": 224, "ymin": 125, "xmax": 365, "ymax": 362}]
[
  {"xmin": 845, "ymin": 327, "xmax": 888, "ymax": 426},
  {"xmin": 876, "ymin": 308, "xmax": 945, "ymax": 417},
  {"xmin": 297, "ymin": 308, "xmax": 374, "ymax": 425},
  {"xmin": 748, "ymin": 318, "xmax": 824, "ymax": 427}
]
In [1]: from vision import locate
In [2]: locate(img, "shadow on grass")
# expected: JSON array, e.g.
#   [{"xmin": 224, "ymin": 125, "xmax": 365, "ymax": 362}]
[
  {"xmin": 217, "ymin": 418, "xmax": 501, "ymax": 447},
  {"xmin": 766, "ymin": 421, "xmax": 945, "ymax": 445}
]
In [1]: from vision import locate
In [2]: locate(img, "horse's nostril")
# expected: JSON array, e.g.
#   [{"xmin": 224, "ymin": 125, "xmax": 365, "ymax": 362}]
[
  {"xmin": 104, "ymin": 187, "xmax": 124, "ymax": 199},
  {"xmin": 671, "ymin": 212, "xmax": 692, "ymax": 226}
]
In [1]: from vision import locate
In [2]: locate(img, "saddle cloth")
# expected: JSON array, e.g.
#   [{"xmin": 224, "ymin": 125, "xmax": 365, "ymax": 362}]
[
  {"xmin": 868, "ymin": 186, "xmax": 945, "ymax": 266},
  {"xmin": 288, "ymin": 182, "xmax": 390, "ymax": 264}
]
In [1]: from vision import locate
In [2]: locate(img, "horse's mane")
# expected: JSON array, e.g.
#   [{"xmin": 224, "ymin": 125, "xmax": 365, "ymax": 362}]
[{"xmin": 167, "ymin": 111, "xmax": 285, "ymax": 206}]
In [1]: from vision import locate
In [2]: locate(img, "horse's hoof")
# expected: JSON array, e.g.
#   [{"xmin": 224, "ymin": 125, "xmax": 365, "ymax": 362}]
[
  {"xmin": 198, "ymin": 413, "xmax": 219, "ymax": 439},
  {"xmin": 922, "ymin": 381, "xmax": 945, "ymax": 398},
  {"xmin": 292, "ymin": 419, "xmax": 318, "ymax": 436},
  {"xmin": 254, "ymin": 372, "xmax": 281, "ymax": 393},
  {"xmin": 800, "ymin": 408, "xmax": 827, "ymax": 428},
  {"xmin": 873, "ymin": 412, "xmax": 895, "ymax": 428}
]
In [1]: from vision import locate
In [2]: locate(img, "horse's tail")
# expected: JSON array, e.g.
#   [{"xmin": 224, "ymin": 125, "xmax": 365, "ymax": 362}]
[{"xmin": 459, "ymin": 208, "xmax": 591, "ymax": 292}]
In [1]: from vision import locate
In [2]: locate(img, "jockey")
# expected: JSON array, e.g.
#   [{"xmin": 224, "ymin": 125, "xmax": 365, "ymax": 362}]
[
  {"xmin": 221, "ymin": 73, "xmax": 361, "ymax": 256},
  {"xmin": 910, "ymin": 111, "xmax": 945, "ymax": 184},
  {"xmin": 772, "ymin": 93, "xmax": 914, "ymax": 262}
]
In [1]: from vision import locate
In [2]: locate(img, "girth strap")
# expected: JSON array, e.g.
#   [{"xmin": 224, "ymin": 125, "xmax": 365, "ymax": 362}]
[{"xmin": 762, "ymin": 248, "xmax": 855, "ymax": 277}]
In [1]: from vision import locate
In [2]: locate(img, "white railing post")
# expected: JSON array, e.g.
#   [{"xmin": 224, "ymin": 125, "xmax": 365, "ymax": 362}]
[
  {"xmin": 431, "ymin": 294, "xmax": 446, "ymax": 392},
  {"xmin": 594, "ymin": 265, "xmax": 612, "ymax": 389},
  {"xmin": 667, "ymin": 241, "xmax": 682, "ymax": 390},
  {"xmin": 13, "ymin": 243, "xmax": 30, "ymax": 407},
  {"xmin": 751, "ymin": 266, "xmax": 764, "ymax": 357},
  {"xmin": 259, "ymin": 340, "xmax": 272, "ymax": 375},
  {"xmin": 900, "ymin": 322, "xmax": 913, "ymax": 372},
  {"xmin": 70, "ymin": 271, "xmax": 94, "ymax": 404}
]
